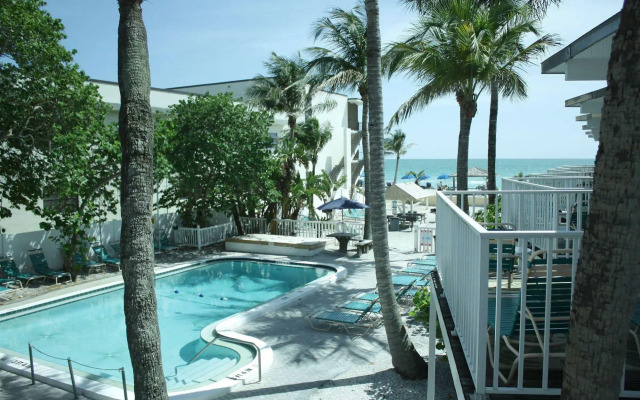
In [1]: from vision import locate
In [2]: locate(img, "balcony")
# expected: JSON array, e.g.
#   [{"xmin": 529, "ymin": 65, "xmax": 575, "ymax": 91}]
[{"xmin": 430, "ymin": 177, "xmax": 640, "ymax": 398}]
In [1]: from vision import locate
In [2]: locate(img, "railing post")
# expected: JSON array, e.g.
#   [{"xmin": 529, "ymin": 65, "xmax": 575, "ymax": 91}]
[
  {"xmin": 67, "ymin": 358, "xmax": 78, "ymax": 399},
  {"xmin": 28, "ymin": 343, "xmax": 35, "ymax": 385},
  {"xmin": 121, "ymin": 368, "xmax": 128, "ymax": 400},
  {"xmin": 197, "ymin": 224, "xmax": 201, "ymax": 250}
]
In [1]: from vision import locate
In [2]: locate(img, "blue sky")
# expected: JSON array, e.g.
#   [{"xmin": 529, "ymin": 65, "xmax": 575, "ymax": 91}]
[{"xmin": 45, "ymin": 0, "xmax": 622, "ymax": 159}]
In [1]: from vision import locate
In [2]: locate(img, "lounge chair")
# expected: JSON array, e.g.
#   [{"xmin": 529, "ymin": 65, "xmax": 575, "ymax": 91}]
[
  {"xmin": 342, "ymin": 284, "xmax": 415, "ymax": 312},
  {"xmin": 0, "ymin": 256, "xmax": 46, "ymax": 287},
  {"xmin": 75, "ymin": 252, "xmax": 106, "ymax": 274},
  {"xmin": 307, "ymin": 299, "xmax": 381, "ymax": 335},
  {"xmin": 109, "ymin": 242, "xmax": 121, "ymax": 257},
  {"xmin": 91, "ymin": 244, "xmax": 121, "ymax": 271},
  {"xmin": 401, "ymin": 264, "xmax": 436, "ymax": 276},
  {"xmin": 28, "ymin": 249, "xmax": 71, "ymax": 284},
  {"xmin": 486, "ymin": 252, "xmax": 573, "ymax": 384}
]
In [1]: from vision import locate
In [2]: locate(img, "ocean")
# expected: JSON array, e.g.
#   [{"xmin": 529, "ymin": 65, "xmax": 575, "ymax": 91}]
[{"xmin": 382, "ymin": 158, "xmax": 594, "ymax": 189}]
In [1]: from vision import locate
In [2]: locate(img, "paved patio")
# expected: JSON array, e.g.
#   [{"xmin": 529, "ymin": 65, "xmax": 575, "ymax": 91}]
[{"xmin": 0, "ymin": 210, "xmax": 455, "ymax": 400}]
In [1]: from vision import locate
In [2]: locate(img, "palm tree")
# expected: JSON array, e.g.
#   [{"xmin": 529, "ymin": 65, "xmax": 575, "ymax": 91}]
[
  {"xmin": 296, "ymin": 118, "xmax": 332, "ymax": 219},
  {"xmin": 365, "ymin": 0, "xmax": 428, "ymax": 379},
  {"xmin": 484, "ymin": 1, "xmax": 560, "ymax": 203},
  {"xmin": 384, "ymin": 0, "xmax": 497, "ymax": 211},
  {"xmin": 306, "ymin": 2, "xmax": 373, "ymax": 239},
  {"xmin": 117, "ymin": 0, "xmax": 168, "ymax": 398},
  {"xmin": 248, "ymin": 53, "xmax": 308, "ymax": 220},
  {"xmin": 384, "ymin": 129, "xmax": 414, "ymax": 184},
  {"xmin": 561, "ymin": 3, "xmax": 640, "ymax": 398}
]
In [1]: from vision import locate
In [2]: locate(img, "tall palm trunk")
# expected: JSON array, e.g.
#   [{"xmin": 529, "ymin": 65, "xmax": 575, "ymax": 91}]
[
  {"xmin": 561, "ymin": 2, "xmax": 640, "ymax": 398},
  {"xmin": 487, "ymin": 81, "xmax": 498, "ymax": 205},
  {"xmin": 117, "ymin": 1, "xmax": 168, "ymax": 398},
  {"xmin": 281, "ymin": 117, "xmax": 297, "ymax": 220},
  {"xmin": 361, "ymin": 93, "xmax": 372, "ymax": 240},
  {"xmin": 455, "ymin": 92, "xmax": 476, "ymax": 214},
  {"xmin": 393, "ymin": 154, "xmax": 400, "ymax": 184},
  {"xmin": 365, "ymin": 0, "xmax": 428, "ymax": 379}
]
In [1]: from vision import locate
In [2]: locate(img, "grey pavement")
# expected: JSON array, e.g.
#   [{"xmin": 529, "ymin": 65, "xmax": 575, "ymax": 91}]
[{"xmin": 0, "ymin": 209, "xmax": 456, "ymax": 399}]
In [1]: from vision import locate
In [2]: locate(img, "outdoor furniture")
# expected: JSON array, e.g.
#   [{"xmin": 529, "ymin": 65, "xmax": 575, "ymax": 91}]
[
  {"xmin": 307, "ymin": 299, "xmax": 382, "ymax": 335},
  {"xmin": 75, "ymin": 252, "xmax": 106, "ymax": 274},
  {"xmin": 327, "ymin": 232, "xmax": 358, "ymax": 253},
  {"xmin": 91, "ymin": 244, "xmax": 121, "ymax": 271},
  {"xmin": 486, "ymin": 252, "xmax": 573, "ymax": 384},
  {"xmin": 355, "ymin": 240, "xmax": 373, "ymax": 257},
  {"xmin": 0, "ymin": 256, "xmax": 45, "ymax": 287},
  {"xmin": 28, "ymin": 249, "xmax": 71, "ymax": 284},
  {"xmin": 388, "ymin": 216, "xmax": 400, "ymax": 231}
]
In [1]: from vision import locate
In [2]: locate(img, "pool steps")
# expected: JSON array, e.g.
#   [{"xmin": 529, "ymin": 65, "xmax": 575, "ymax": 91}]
[{"xmin": 166, "ymin": 357, "xmax": 236, "ymax": 390}]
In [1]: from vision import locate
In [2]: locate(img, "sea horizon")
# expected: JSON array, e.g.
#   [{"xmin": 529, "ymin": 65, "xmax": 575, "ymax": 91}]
[{"xmin": 381, "ymin": 158, "xmax": 593, "ymax": 189}]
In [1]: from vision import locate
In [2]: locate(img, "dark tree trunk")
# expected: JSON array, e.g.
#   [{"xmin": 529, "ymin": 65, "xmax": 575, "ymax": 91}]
[
  {"xmin": 487, "ymin": 81, "xmax": 498, "ymax": 205},
  {"xmin": 394, "ymin": 155, "xmax": 400, "ymax": 184},
  {"xmin": 361, "ymin": 93, "xmax": 372, "ymax": 240},
  {"xmin": 280, "ymin": 117, "xmax": 297, "ymax": 219},
  {"xmin": 117, "ymin": 1, "xmax": 168, "ymax": 398},
  {"xmin": 232, "ymin": 205, "xmax": 244, "ymax": 236},
  {"xmin": 365, "ymin": 0, "xmax": 428, "ymax": 379},
  {"xmin": 561, "ymin": 2, "xmax": 640, "ymax": 398},
  {"xmin": 455, "ymin": 92, "xmax": 476, "ymax": 214}
]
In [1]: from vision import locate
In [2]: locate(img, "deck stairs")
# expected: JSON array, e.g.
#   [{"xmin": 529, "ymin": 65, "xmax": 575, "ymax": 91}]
[{"xmin": 165, "ymin": 357, "xmax": 237, "ymax": 390}]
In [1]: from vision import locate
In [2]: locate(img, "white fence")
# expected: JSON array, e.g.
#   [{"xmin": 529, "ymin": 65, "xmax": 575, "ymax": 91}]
[
  {"xmin": 174, "ymin": 222, "xmax": 234, "ymax": 249},
  {"xmin": 238, "ymin": 217, "xmax": 364, "ymax": 239},
  {"xmin": 436, "ymin": 192, "xmax": 590, "ymax": 396}
]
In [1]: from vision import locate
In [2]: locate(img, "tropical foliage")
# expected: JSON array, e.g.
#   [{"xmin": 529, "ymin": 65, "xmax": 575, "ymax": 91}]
[
  {"xmin": 159, "ymin": 93, "xmax": 277, "ymax": 233},
  {"xmin": 384, "ymin": 129, "xmax": 414, "ymax": 184},
  {"xmin": 306, "ymin": 1, "xmax": 373, "ymax": 239},
  {"xmin": 0, "ymin": 0, "xmax": 111, "ymax": 219}
]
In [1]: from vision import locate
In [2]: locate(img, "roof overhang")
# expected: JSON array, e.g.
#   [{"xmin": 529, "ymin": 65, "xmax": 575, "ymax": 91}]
[
  {"xmin": 565, "ymin": 88, "xmax": 606, "ymax": 141},
  {"xmin": 541, "ymin": 12, "xmax": 620, "ymax": 81}
]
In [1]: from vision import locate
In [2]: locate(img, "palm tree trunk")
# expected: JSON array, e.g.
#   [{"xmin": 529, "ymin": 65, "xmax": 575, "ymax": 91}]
[
  {"xmin": 455, "ymin": 92, "xmax": 476, "ymax": 214},
  {"xmin": 365, "ymin": 0, "xmax": 428, "ymax": 379},
  {"xmin": 362, "ymin": 94, "xmax": 372, "ymax": 240},
  {"xmin": 117, "ymin": 1, "xmax": 168, "ymax": 398},
  {"xmin": 281, "ymin": 117, "xmax": 297, "ymax": 219},
  {"xmin": 487, "ymin": 81, "xmax": 498, "ymax": 205},
  {"xmin": 394, "ymin": 155, "xmax": 400, "ymax": 184},
  {"xmin": 561, "ymin": 3, "xmax": 640, "ymax": 398}
]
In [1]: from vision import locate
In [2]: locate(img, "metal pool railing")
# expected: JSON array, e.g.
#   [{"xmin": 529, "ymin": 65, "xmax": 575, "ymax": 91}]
[{"xmin": 27, "ymin": 342, "xmax": 128, "ymax": 399}]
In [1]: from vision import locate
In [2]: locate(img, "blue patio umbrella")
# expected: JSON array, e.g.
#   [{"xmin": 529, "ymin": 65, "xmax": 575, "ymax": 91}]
[
  {"xmin": 317, "ymin": 197, "xmax": 369, "ymax": 221},
  {"xmin": 418, "ymin": 174, "xmax": 431, "ymax": 180},
  {"xmin": 401, "ymin": 174, "xmax": 416, "ymax": 180},
  {"xmin": 437, "ymin": 174, "xmax": 451, "ymax": 179}
]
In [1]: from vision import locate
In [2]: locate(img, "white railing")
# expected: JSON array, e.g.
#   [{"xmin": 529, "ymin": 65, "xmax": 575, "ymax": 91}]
[
  {"xmin": 443, "ymin": 188, "xmax": 591, "ymax": 251},
  {"xmin": 174, "ymin": 222, "xmax": 234, "ymax": 249},
  {"xmin": 436, "ymin": 192, "xmax": 588, "ymax": 396},
  {"xmin": 237, "ymin": 217, "xmax": 364, "ymax": 239},
  {"xmin": 521, "ymin": 176, "xmax": 593, "ymax": 189}
]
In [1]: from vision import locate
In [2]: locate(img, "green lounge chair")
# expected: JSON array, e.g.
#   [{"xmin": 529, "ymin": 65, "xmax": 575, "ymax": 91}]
[
  {"xmin": 307, "ymin": 299, "xmax": 381, "ymax": 335},
  {"xmin": 109, "ymin": 242, "xmax": 121, "ymax": 257},
  {"xmin": 91, "ymin": 244, "xmax": 121, "ymax": 271},
  {"xmin": 342, "ymin": 284, "xmax": 415, "ymax": 312},
  {"xmin": 401, "ymin": 264, "xmax": 436, "ymax": 276},
  {"xmin": 75, "ymin": 252, "xmax": 106, "ymax": 274},
  {"xmin": 487, "ymin": 255, "xmax": 573, "ymax": 384},
  {"xmin": 0, "ymin": 256, "xmax": 45, "ymax": 287},
  {"xmin": 28, "ymin": 249, "xmax": 71, "ymax": 284}
]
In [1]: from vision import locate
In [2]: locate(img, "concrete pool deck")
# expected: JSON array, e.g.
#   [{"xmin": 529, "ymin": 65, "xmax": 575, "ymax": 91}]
[{"xmin": 0, "ymin": 210, "xmax": 456, "ymax": 400}]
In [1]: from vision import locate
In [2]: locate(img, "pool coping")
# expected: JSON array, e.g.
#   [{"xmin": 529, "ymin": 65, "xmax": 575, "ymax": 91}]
[{"xmin": 0, "ymin": 254, "xmax": 346, "ymax": 400}]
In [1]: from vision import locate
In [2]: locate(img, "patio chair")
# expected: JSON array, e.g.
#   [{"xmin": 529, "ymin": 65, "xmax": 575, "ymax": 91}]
[
  {"xmin": 91, "ymin": 244, "xmax": 121, "ymax": 271},
  {"xmin": 0, "ymin": 256, "xmax": 45, "ymax": 287},
  {"xmin": 75, "ymin": 252, "xmax": 106, "ymax": 274},
  {"xmin": 307, "ymin": 299, "xmax": 382, "ymax": 335},
  {"xmin": 486, "ymin": 253, "xmax": 573, "ymax": 384},
  {"xmin": 342, "ymin": 284, "xmax": 415, "ymax": 312},
  {"xmin": 401, "ymin": 264, "xmax": 436, "ymax": 276},
  {"xmin": 28, "ymin": 249, "xmax": 71, "ymax": 284},
  {"xmin": 109, "ymin": 241, "xmax": 121, "ymax": 257}
]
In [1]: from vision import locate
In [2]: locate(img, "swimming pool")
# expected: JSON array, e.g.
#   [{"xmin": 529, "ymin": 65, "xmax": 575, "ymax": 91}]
[{"xmin": 0, "ymin": 257, "xmax": 337, "ymax": 396}]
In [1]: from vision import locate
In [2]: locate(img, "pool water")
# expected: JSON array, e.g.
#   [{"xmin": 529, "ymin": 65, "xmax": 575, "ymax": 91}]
[{"xmin": 0, "ymin": 259, "xmax": 330, "ymax": 388}]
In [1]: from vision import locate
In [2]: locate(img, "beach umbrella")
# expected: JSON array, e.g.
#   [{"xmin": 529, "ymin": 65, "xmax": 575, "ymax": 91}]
[
  {"xmin": 418, "ymin": 174, "xmax": 431, "ymax": 180},
  {"xmin": 401, "ymin": 174, "xmax": 416, "ymax": 180},
  {"xmin": 437, "ymin": 174, "xmax": 451, "ymax": 179},
  {"xmin": 317, "ymin": 197, "xmax": 369, "ymax": 221}
]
